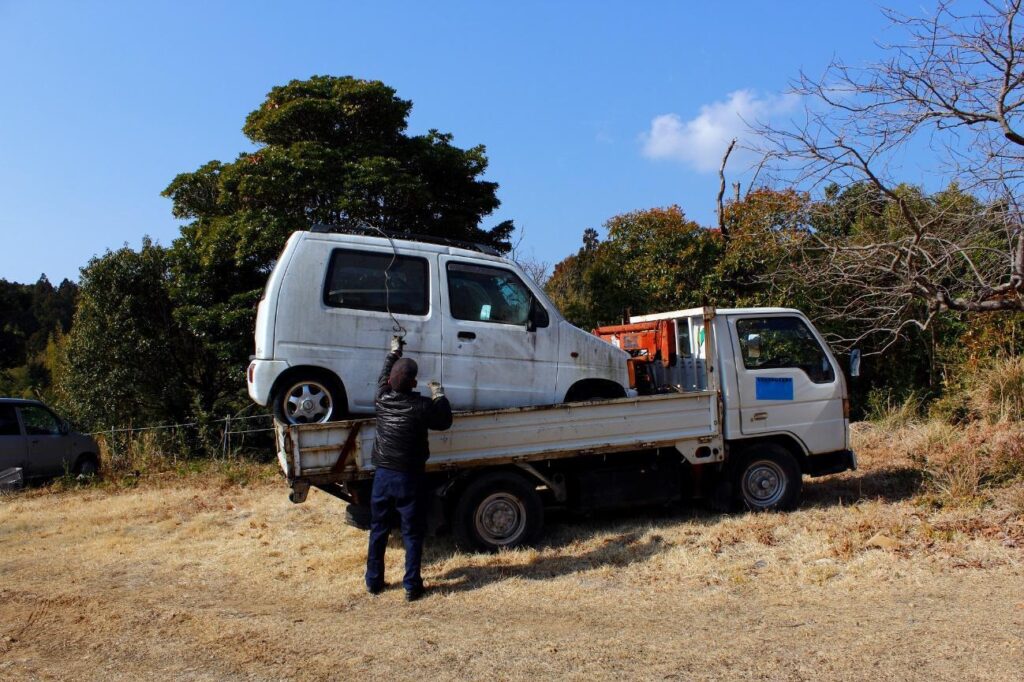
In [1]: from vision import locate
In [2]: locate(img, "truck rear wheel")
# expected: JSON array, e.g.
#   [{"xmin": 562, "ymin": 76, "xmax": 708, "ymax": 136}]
[
  {"xmin": 736, "ymin": 444, "xmax": 802, "ymax": 512},
  {"xmin": 453, "ymin": 472, "xmax": 543, "ymax": 552}
]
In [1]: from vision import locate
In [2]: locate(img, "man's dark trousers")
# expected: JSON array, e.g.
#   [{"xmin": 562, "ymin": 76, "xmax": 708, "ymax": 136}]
[{"xmin": 365, "ymin": 466, "xmax": 426, "ymax": 592}]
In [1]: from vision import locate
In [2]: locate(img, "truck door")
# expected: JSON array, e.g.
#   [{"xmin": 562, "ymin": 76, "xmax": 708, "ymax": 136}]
[
  {"xmin": 439, "ymin": 257, "xmax": 559, "ymax": 410},
  {"xmin": 730, "ymin": 315, "xmax": 846, "ymax": 454},
  {"xmin": 0, "ymin": 404, "xmax": 27, "ymax": 473},
  {"xmin": 18, "ymin": 404, "xmax": 69, "ymax": 477}
]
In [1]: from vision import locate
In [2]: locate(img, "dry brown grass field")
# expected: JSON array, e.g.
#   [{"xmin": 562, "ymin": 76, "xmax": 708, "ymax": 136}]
[{"xmin": 1, "ymin": 421, "xmax": 1023, "ymax": 681}]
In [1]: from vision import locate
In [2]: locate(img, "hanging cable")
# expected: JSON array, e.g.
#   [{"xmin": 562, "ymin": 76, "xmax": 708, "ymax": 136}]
[{"xmin": 366, "ymin": 223, "xmax": 407, "ymax": 338}]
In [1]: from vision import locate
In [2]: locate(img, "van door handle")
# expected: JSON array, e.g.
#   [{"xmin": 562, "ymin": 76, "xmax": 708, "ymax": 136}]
[
  {"xmin": 752, "ymin": 412, "xmax": 768, "ymax": 421},
  {"xmin": 457, "ymin": 331, "xmax": 476, "ymax": 341}
]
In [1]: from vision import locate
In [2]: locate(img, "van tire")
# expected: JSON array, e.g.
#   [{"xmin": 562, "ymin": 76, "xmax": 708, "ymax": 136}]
[
  {"xmin": 74, "ymin": 455, "xmax": 99, "ymax": 479},
  {"xmin": 735, "ymin": 444, "xmax": 802, "ymax": 512},
  {"xmin": 453, "ymin": 472, "xmax": 543, "ymax": 553},
  {"xmin": 564, "ymin": 380, "xmax": 627, "ymax": 403},
  {"xmin": 272, "ymin": 371, "xmax": 346, "ymax": 425}
]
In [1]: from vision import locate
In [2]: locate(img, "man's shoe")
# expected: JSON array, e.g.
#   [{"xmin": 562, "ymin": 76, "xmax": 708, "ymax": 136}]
[
  {"xmin": 405, "ymin": 585, "xmax": 426, "ymax": 602},
  {"xmin": 366, "ymin": 582, "xmax": 385, "ymax": 595}
]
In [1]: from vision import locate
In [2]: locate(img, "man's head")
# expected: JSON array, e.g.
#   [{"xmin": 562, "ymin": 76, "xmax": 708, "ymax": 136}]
[{"xmin": 389, "ymin": 357, "xmax": 418, "ymax": 393}]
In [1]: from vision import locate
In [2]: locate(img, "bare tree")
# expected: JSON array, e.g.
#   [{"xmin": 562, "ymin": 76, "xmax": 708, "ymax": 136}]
[
  {"xmin": 758, "ymin": 0, "xmax": 1024, "ymax": 348},
  {"xmin": 717, "ymin": 138, "xmax": 737, "ymax": 239},
  {"xmin": 518, "ymin": 258, "xmax": 551, "ymax": 287},
  {"xmin": 509, "ymin": 227, "xmax": 551, "ymax": 286}
]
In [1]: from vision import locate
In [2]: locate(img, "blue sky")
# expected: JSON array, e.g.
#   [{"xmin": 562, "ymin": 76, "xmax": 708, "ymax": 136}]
[{"xmin": 0, "ymin": 1, "xmax": 924, "ymax": 284}]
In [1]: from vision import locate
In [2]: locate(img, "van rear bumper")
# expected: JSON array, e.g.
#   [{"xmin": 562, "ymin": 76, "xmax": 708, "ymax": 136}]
[
  {"xmin": 803, "ymin": 449, "xmax": 857, "ymax": 478},
  {"xmin": 247, "ymin": 359, "xmax": 289, "ymax": 405}
]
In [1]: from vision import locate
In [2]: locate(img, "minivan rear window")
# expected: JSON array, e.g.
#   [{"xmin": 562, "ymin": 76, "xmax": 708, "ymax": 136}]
[{"xmin": 323, "ymin": 249, "xmax": 429, "ymax": 316}]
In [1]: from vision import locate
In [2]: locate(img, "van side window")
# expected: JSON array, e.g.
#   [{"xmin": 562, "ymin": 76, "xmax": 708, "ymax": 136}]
[
  {"xmin": 323, "ymin": 249, "xmax": 429, "ymax": 316},
  {"xmin": 447, "ymin": 262, "xmax": 546, "ymax": 327},
  {"xmin": 736, "ymin": 316, "xmax": 835, "ymax": 383},
  {"xmin": 0, "ymin": 405, "xmax": 20, "ymax": 436},
  {"xmin": 19, "ymin": 405, "xmax": 62, "ymax": 436}
]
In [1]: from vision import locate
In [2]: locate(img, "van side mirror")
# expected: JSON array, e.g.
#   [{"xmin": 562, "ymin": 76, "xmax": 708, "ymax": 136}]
[
  {"xmin": 850, "ymin": 348, "xmax": 861, "ymax": 378},
  {"xmin": 59, "ymin": 421, "xmax": 70, "ymax": 435},
  {"xmin": 525, "ymin": 298, "xmax": 548, "ymax": 332}
]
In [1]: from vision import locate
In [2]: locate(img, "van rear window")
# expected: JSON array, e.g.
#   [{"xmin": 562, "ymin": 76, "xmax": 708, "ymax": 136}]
[
  {"xmin": 323, "ymin": 249, "xmax": 429, "ymax": 316},
  {"xmin": 0, "ymin": 405, "xmax": 19, "ymax": 436}
]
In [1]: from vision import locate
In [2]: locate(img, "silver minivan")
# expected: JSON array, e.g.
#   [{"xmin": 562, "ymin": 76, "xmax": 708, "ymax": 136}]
[{"xmin": 0, "ymin": 399, "xmax": 99, "ymax": 484}]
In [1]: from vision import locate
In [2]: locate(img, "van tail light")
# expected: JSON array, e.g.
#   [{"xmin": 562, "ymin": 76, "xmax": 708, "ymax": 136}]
[
  {"xmin": 842, "ymin": 396, "xmax": 850, "ymax": 419},
  {"xmin": 247, "ymin": 362, "xmax": 255, "ymax": 384}
]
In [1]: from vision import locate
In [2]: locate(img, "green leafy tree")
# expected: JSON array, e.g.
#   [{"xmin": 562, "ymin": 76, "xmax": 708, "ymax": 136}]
[
  {"xmin": 546, "ymin": 208, "xmax": 722, "ymax": 328},
  {"xmin": 163, "ymin": 75, "xmax": 513, "ymax": 411},
  {"xmin": 53, "ymin": 239, "xmax": 193, "ymax": 429}
]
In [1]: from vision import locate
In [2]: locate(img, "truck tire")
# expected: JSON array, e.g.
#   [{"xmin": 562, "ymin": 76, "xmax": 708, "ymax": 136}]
[
  {"xmin": 453, "ymin": 472, "xmax": 544, "ymax": 552},
  {"xmin": 735, "ymin": 444, "xmax": 802, "ymax": 512}
]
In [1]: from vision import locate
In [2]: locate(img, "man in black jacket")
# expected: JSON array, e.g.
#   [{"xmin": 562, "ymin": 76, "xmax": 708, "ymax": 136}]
[{"xmin": 365, "ymin": 337, "xmax": 453, "ymax": 601}]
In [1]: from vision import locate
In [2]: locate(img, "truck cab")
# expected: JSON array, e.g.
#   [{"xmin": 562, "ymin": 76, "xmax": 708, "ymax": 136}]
[{"xmin": 624, "ymin": 307, "xmax": 853, "ymax": 474}]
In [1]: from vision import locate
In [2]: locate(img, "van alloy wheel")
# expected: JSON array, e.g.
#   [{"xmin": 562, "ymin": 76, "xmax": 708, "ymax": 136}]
[{"xmin": 284, "ymin": 381, "xmax": 333, "ymax": 424}]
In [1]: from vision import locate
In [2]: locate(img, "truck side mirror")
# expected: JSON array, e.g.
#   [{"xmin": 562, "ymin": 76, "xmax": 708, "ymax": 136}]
[
  {"xmin": 850, "ymin": 348, "xmax": 861, "ymax": 378},
  {"xmin": 746, "ymin": 333, "xmax": 761, "ymax": 359}
]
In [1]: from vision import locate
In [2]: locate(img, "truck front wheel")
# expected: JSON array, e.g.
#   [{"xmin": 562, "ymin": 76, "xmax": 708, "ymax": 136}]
[
  {"xmin": 453, "ymin": 472, "xmax": 544, "ymax": 552},
  {"xmin": 736, "ymin": 444, "xmax": 802, "ymax": 512}
]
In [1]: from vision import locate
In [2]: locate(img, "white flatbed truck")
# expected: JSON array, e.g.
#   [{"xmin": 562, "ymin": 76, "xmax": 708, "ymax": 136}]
[{"xmin": 276, "ymin": 307, "xmax": 856, "ymax": 551}]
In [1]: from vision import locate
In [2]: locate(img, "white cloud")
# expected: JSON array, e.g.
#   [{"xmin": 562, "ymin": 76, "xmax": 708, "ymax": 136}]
[{"xmin": 641, "ymin": 90, "xmax": 797, "ymax": 173}]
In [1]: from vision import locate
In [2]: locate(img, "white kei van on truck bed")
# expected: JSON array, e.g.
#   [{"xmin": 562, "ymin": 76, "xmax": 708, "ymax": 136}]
[
  {"xmin": 247, "ymin": 229, "xmax": 630, "ymax": 424},
  {"xmin": 275, "ymin": 306, "xmax": 856, "ymax": 552}
]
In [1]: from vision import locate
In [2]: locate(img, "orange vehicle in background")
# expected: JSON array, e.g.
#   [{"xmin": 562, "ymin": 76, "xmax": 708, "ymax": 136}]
[{"xmin": 592, "ymin": 320, "xmax": 677, "ymax": 395}]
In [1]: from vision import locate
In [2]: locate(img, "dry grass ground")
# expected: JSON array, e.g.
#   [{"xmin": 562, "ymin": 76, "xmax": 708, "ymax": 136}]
[{"xmin": 1, "ymin": 424, "xmax": 1023, "ymax": 681}]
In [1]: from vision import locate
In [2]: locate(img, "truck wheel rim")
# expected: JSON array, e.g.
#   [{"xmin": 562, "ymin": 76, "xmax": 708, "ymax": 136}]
[
  {"xmin": 284, "ymin": 381, "xmax": 333, "ymax": 424},
  {"xmin": 742, "ymin": 460, "xmax": 786, "ymax": 507},
  {"xmin": 475, "ymin": 493, "xmax": 527, "ymax": 545}
]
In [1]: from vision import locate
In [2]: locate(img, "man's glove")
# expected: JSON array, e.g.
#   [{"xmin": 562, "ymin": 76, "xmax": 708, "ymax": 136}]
[
  {"xmin": 428, "ymin": 381, "xmax": 445, "ymax": 399},
  {"xmin": 390, "ymin": 335, "xmax": 406, "ymax": 354}
]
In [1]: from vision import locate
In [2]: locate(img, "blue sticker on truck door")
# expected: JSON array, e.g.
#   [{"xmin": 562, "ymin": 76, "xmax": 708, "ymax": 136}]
[{"xmin": 755, "ymin": 377, "xmax": 793, "ymax": 400}]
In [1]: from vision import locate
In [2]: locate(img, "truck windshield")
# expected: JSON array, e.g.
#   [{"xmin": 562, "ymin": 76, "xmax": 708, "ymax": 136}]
[{"xmin": 736, "ymin": 316, "xmax": 835, "ymax": 384}]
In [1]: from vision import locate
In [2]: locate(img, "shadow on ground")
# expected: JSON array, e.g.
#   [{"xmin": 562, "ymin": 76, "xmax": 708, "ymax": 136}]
[
  {"xmin": 431, "ymin": 529, "xmax": 670, "ymax": 593},
  {"xmin": 802, "ymin": 466, "xmax": 923, "ymax": 507},
  {"xmin": 411, "ymin": 465, "xmax": 927, "ymax": 593}
]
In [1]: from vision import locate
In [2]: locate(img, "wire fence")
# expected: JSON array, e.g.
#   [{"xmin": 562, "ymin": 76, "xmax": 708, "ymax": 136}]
[{"xmin": 91, "ymin": 413, "xmax": 277, "ymax": 469}]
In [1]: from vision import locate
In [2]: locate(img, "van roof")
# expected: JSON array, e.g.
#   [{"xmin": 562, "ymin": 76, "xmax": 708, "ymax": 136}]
[
  {"xmin": 298, "ymin": 230, "xmax": 512, "ymax": 265},
  {"xmin": 0, "ymin": 398, "xmax": 45, "ymax": 406},
  {"xmin": 630, "ymin": 307, "xmax": 801, "ymax": 323}
]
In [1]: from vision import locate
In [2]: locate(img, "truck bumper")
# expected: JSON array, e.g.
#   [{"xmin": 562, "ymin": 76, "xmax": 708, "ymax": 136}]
[
  {"xmin": 247, "ymin": 359, "xmax": 289, "ymax": 405},
  {"xmin": 803, "ymin": 449, "xmax": 857, "ymax": 477}
]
